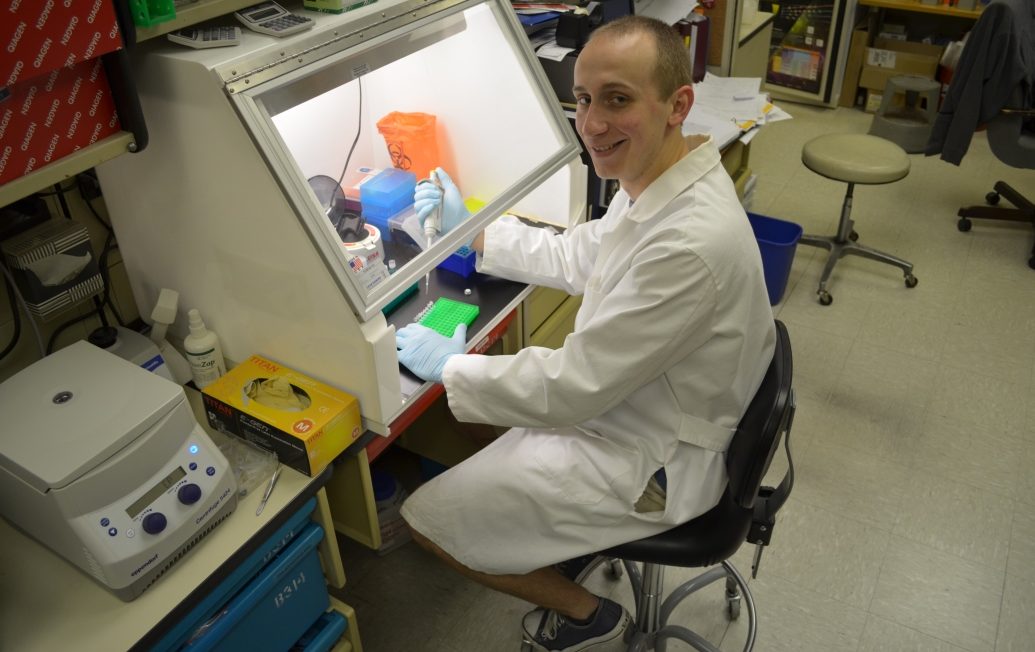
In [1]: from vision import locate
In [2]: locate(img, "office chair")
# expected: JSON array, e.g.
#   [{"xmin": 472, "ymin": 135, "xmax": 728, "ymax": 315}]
[
  {"xmin": 556, "ymin": 320, "xmax": 795, "ymax": 652},
  {"xmin": 925, "ymin": 0, "xmax": 1035, "ymax": 268},
  {"xmin": 955, "ymin": 93, "xmax": 1035, "ymax": 269}
]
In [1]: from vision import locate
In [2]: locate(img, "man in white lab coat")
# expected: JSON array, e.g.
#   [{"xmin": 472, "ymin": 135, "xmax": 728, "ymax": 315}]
[{"xmin": 395, "ymin": 15, "xmax": 776, "ymax": 652}]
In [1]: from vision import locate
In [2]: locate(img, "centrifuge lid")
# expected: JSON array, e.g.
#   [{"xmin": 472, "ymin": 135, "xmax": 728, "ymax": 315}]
[{"xmin": 0, "ymin": 340, "xmax": 183, "ymax": 493}]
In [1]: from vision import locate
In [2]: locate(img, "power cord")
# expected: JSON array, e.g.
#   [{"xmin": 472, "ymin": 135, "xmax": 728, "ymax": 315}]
[
  {"xmin": 0, "ymin": 261, "xmax": 46, "ymax": 359},
  {"xmin": 336, "ymin": 76, "xmax": 364, "ymax": 188},
  {"xmin": 0, "ymin": 274, "xmax": 22, "ymax": 361}
]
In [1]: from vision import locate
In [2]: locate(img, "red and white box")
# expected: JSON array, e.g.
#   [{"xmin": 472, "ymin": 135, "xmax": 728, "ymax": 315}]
[
  {"xmin": 1, "ymin": 58, "xmax": 122, "ymax": 185},
  {"xmin": 1, "ymin": 0, "xmax": 125, "ymax": 186},
  {"xmin": 2, "ymin": 0, "xmax": 123, "ymax": 87}
]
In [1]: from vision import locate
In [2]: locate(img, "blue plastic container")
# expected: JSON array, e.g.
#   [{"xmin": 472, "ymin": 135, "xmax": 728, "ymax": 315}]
[
  {"xmin": 360, "ymin": 168, "xmax": 416, "ymax": 221},
  {"xmin": 747, "ymin": 213, "xmax": 803, "ymax": 305},
  {"xmin": 181, "ymin": 524, "xmax": 329, "ymax": 651},
  {"xmin": 153, "ymin": 498, "xmax": 318, "ymax": 652},
  {"xmin": 295, "ymin": 610, "xmax": 348, "ymax": 652},
  {"xmin": 437, "ymin": 245, "xmax": 477, "ymax": 278}
]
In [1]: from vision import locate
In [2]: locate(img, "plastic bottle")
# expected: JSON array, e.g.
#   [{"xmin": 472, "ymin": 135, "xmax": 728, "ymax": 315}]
[
  {"xmin": 183, "ymin": 309, "xmax": 226, "ymax": 389},
  {"xmin": 88, "ymin": 326, "xmax": 175, "ymax": 382},
  {"xmin": 148, "ymin": 288, "xmax": 192, "ymax": 385}
]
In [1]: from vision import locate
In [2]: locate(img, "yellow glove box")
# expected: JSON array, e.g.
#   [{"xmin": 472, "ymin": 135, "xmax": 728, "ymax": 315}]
[{"xmin": 202, "ymin": 355, "xmax": 362, "ymax": 476}]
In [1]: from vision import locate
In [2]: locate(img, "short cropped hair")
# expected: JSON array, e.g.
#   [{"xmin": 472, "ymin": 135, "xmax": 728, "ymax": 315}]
[{"xmin": 590, "ymin": 16, "xmax": 693, "ymax": 99}]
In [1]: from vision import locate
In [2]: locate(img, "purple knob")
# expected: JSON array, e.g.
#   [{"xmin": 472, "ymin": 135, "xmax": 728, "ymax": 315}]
[
  {"xmin": 178, "ymin": 483, "xmax": 202, "ymax": 505},
  {"xmin": 142, "ymin": 512, "xmax": 167, "ymax": 535}
]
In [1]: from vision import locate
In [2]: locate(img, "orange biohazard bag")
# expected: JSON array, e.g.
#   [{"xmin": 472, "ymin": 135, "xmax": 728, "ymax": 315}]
[{"xmin": 375, "ymin": 111, "xmax": 441, "ymax": 181}]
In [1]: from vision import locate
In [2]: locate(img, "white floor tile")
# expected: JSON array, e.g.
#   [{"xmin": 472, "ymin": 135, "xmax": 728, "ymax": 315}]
[{"xmin": 870, "ymin": 537, "xmax": 1003, "ymax": 652}]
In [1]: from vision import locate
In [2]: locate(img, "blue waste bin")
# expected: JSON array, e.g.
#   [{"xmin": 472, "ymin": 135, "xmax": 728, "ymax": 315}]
[{"xmin": 747, "ymin": 213, "xmax": 803, "ymax": 306}]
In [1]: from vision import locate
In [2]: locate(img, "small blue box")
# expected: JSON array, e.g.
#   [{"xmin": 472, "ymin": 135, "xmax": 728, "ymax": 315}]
[
  {"xmin": 436, "ymin": 245, "xmax": 477, "ymax": 278},
  {"xmin": 747, "ymin": 213, "xmax": 803, "ymax": 305},
  {"xmin": 360, "ymin": 168, "xmax": 416, "ymax": 221}
]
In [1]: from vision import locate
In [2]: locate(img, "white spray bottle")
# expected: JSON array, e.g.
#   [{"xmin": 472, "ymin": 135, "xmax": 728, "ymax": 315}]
[{"xmin": 148, "ymin": 288, "xmax": 192, "ymax": 385}]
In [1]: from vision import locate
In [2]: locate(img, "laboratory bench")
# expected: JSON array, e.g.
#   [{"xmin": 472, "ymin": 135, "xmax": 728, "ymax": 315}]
[
  {"xmin": 325, "ymin": 255, "xmax": 585, "ymax": 550},
  {"xmin": 0, "ymin": 389, "xmax": 362, "ymax": 652}
]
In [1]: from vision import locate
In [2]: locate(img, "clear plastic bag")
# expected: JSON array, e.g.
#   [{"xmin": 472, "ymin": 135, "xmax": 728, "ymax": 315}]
[{"xmin": 207, "ymin": 427, "xmax": 279, "ymax": 498}]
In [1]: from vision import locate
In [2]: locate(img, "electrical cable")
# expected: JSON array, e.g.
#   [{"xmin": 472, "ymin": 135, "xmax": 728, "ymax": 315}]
[
  {"xmin": 0, "ymin": 274, "xmax": 22, "ymax": 361},
  {"xmin": 0, "ymin": 261, "xmax": 46, "ymax": 359},
  {"xmin": 96, "ymin": 230, "xmax": 127, "ymax": 327},
  {"xmin": 45, "ymin": 308, "xmax": 97, "ymax": 355},
  {"xmin": 79, "ymin": 180, "xmax": 113, "ymax": 232},
  {"xmin": 336, "ymin": 76, "xmax": 364, "ymax": 188},
  {"xmin": 53, "ymin": 182, "xmax": 73, "ymax": 221},
  {"xmin": 32, "ymin": 180, "xmax": 77, "ymax": 197}
]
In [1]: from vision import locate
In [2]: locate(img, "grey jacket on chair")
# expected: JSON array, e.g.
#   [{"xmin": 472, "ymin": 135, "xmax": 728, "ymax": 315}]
[{"xmin": 925, "ymin": 0, "xmax": 1035, "ymax": 165}]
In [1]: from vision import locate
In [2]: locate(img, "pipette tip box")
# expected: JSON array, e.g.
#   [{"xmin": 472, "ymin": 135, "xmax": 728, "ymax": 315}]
[
  {"xmin": 417, "ymin": 297, "xmax": 479, "ymax": 337},
  {"xmin": 436, "ymin": 245, "xmax": 477, "ymax": 278}
]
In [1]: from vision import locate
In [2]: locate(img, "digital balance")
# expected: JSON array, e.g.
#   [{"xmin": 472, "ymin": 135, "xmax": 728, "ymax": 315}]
[{"xmin": 0, "ymin": 340, "xmax": 238, "ymax": 601}]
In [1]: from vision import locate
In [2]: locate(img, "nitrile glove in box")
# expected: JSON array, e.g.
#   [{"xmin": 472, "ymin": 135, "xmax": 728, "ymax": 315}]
[{"xmin": 202, "ymin": 356, "xmax": 362, "ymax": 476}]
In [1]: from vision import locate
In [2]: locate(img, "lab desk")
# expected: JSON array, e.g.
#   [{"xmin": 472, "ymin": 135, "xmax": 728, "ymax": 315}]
[
  {"xmin": 326, "ymin": 263, "xmax": 533, "ymax": 549},
  {"xmin": 0, "ymin": 390, "xmax": 360, "ymax": 652}
]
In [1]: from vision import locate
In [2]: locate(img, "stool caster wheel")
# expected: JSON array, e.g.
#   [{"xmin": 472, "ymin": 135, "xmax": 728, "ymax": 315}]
[
  {"xmin": 726, "ymin": 594, "xmax": 742, "ymax": 620},
  {"xmin": 1029, "ymin": 255, "xmax": 1035, "ymax": 271},
  {"xmin": 849, "ymin": 230, "xmax": 859, "ymax": 242},
  {"xmin": 818, "ymin": 290, "xmax": 833, "ymax": 306},
  {"xmin": 604, "ymin": 559, "xmax": 624, "ymax": 580},
  {"xmin": 521, "ymin": 639, "xmax": 534, "ymax": 652},
  {"xmin": 985, "ymin": 191, "xmax": 1000, "ymax": 206},
  {"xmin": 958, "ymin": 218, "xmax": 972, "ymax": 232},
  {"xmin": 905, "ymin": 274, "xmax": 918, "ymax": 288}
]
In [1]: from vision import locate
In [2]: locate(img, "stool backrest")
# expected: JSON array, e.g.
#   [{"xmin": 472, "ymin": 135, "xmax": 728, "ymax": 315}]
[{"xmin": 725, "ymin": 320, "xmax": 794, "ymax": 510}]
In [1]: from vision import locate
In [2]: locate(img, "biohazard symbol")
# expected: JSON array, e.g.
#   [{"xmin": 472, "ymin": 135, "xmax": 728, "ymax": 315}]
[{"xmin": 387, "ymin": 143, "xmax": 412, "ymax": 170}]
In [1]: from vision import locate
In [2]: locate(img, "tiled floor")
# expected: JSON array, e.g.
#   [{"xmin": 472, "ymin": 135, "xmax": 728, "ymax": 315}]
[{"xmin": 330, "ymin": 103, "xmax": 1035, "ymax": 651}]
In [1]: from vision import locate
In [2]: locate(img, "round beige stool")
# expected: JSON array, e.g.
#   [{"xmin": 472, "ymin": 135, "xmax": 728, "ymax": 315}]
[{"xmin": 798, "ymin": 133, "xmax": 917, "ymax": 305}]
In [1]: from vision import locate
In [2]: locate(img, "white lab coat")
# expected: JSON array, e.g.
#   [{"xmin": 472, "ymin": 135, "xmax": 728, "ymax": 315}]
[{"xmin": 400, "ymin": 136, "xmax": 776, "ymax": 574}]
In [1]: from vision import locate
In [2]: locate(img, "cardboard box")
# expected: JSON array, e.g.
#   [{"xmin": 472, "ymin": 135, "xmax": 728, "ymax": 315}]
[
  {"xmin": 838, "ymin": 26, "xmax": 869, "ymax": 108},
  {"xmin": 858, "ymin": 38, "xmax": 943, "ymax": 95},
  {"xmin": 864, "ymin": 90, "xmax": 884, "ymax": 113},
  {"xmin": 202, "ymin": 355, "xmax": 363, "ymax": 476},
  {"xmin": 2, "ymin": 0, "xmax": 123, "ymax": 88},
  {"xmin": 0, "ymin": 57, "xmax": 121, "ymax": 186}
]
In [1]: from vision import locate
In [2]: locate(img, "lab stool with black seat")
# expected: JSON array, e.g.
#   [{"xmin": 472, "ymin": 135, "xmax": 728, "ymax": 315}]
[
  {"xmin": 526, "ymin": 319, "xmax": 796, "ymax": 652},
  {"xmin": 796, "ymin": 133, "xmax": 918, "ymax": 305}
]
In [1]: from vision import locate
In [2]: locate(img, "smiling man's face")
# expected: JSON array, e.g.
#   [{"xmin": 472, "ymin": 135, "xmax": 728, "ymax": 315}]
[{"xmin": 573, "ymin": 30, "xmax": 692, "ymax": 200}]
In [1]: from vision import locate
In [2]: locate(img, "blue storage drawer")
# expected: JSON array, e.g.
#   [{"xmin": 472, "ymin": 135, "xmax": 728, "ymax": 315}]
[
  {"xmin": 294, "ymin": 610, "xmax": 348, "ymax": 652},
  {"xmin": 182, "ymin": 523, "xmax": 329, "ymax": 651},
  {"xmin": 155, "ymin": 498, "xmax": 319, "ymax": 652}
]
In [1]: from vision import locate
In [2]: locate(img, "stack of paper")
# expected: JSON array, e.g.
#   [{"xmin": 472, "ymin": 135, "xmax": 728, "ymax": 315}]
[{"xmin": 683, "ymin": 74, "xmax": 792, "ymax": 148}]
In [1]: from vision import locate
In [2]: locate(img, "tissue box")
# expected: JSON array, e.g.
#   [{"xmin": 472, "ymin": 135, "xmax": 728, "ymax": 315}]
[
  {"xmin": 0, "ymin": 219, "xmax": 102, "ymax": 321},
  {"xmin": 201, "ymin": 355, "xmax": 363, "ymax": 476}
]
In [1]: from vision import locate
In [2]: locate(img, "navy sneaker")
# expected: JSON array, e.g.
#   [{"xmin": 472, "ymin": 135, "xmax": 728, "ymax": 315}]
[
  {"xmin": 522, "ymin": 597, "xmax": 630, "ymax": 652},
  {"xmin": 553, "ymin": 554, "xmax": 603, "ymax": 584}
]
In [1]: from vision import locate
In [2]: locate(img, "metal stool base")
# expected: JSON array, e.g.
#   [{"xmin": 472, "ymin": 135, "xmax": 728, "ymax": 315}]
[{"xmin": 799, "ymin": 182, "xmax": 916, "ymax": 305}]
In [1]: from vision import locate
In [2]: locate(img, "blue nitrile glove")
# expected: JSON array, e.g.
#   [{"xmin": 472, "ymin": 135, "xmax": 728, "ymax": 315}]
[
  {"xmin": 414, "ymin": 168, "xmax": 470, "ymax": 235},
  {"xmin": 396, "ymin": 322, "xmax": 467, "ymax": 383}
]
